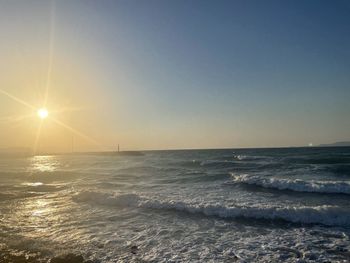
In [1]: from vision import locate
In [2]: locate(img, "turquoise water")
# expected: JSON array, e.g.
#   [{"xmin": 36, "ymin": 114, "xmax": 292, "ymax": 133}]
[{"xmin": 1, "ymin": 147, "xmax": 350, "ymax": 262}]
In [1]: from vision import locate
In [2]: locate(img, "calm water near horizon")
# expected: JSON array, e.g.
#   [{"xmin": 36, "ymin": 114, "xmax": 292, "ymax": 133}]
[{"xmin": 1, "ymin": 147, "xmax": 350, "ymax": 262}]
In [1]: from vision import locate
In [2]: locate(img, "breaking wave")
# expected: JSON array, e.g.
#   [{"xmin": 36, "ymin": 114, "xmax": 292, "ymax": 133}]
[
  {"xmin": 73, "ymin": 191, "xmax": 350, "ymax": 226},
  {"xmin": 231, "ymin": 174, "xmax": 350, "ymax": 194}
]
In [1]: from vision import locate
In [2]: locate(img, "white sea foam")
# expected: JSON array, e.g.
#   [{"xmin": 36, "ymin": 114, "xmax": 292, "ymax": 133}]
[
  {"xmin": 232, "ymin": 174, "xmax": 350, "ymax": 194},
  {"xmin": 73, "ymin": 191, "xmax": 350, "ymax": 226}
]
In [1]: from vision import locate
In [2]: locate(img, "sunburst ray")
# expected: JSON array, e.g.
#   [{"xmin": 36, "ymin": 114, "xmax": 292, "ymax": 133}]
[
  {"xmin": 44, "ymin": 0, "xmax": 56, "ymax": 108},
  {"xmin": 51, "ymin": 118, "xmax": 106, "ymax": 150},
  {"xmin": 0, "ymin": 89, "xmax": 35, "ymax": 110}
]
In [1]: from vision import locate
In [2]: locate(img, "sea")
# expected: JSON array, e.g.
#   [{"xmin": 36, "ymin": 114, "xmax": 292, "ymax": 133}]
[{"xmin": 0, "ymin": 147, "xmax": 350, "ymax": 262}]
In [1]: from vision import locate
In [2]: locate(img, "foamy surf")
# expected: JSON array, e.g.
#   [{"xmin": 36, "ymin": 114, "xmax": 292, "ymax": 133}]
[
  {"xmin": 2, "ymin": 148, "xmax": 350, "ymax": 262},
  {"xmin": 231, "ymin": 174, "xmax": 350, "ymax": 194},
  {"xmin": 73, "ymin": 191, "xmax": 350, "ymax": 226}
]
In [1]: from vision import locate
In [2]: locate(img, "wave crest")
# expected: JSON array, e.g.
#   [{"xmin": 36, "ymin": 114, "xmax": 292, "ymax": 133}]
[
  {"xmin": 231, "ymin": 174, "xmax": 350, "ymax": 194},
  {"xmin": 73, "ymin": 191, "xmax": 350, "ymax": 226}
]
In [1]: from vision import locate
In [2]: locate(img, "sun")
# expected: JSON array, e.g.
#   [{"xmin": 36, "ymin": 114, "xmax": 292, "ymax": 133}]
[{"xmin": 37, "ymin": 108, "xmax": 49, "ymax": 119}]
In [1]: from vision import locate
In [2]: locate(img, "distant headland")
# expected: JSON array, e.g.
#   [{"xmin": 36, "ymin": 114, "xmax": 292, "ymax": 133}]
[{"xmin": 319, "ymin": 141, "xmax": 350, "ymax": 147}]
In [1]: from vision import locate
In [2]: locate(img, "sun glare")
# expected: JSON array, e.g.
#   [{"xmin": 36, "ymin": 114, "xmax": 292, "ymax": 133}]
[{"xmin": 37, "ymin": 108, "xmax": 49, "ymax": 119}]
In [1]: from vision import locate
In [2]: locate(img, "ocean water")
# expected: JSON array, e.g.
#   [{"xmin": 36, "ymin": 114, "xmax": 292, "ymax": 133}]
[{"xmin": 1, "ymin": 147, "xmax": 350, "ymax": 262}]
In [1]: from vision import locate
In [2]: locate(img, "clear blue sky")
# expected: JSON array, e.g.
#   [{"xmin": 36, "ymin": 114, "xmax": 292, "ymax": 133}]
[{"xmin": 0, "ymin": 0, "xmax": 349, "ymax": 150}]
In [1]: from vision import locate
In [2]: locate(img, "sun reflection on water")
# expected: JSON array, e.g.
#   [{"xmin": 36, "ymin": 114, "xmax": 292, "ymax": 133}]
[
  {"xmin": 28, "ymin": 155, "xmax": 59, "ymax": 173},
  {"xmin": 30, "ymin": 199, "xmax": 52, "ymax": 217},
  {"xmin": 20, "ymin": 197, "xmax": 61, "ymax": 237}
]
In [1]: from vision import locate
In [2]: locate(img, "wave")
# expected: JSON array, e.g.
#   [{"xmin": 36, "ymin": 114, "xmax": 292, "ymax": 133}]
[
  {"xmin": 199, "ymin": 160, "xmax": 237, "ymax": 169},
  {"xmin": 72, "ymin": 191, "xmax": 140, "ymax": 206},
  {"xmin": 325, "ymin": 165, "xmax": 350, "ymax": 177},
  {"xmin": 73, "ymin": 191, "xmax": 350, "ymax": 226},
  {"xmin": 0, "ymin": 192, "xmax": 43, "ymax": 201},
  {"xmin": 231, "ymin": 174, "xmax": 350, "ymax": 194},
  {"xmin": 212, "ymin": 154, "xmax": 264, "ymax": 162},
  {"xmin": 0, "ymin": 171, "xmax": 83, "ymax": 183},
  {"xmin": 286, "ymin": 156, "xmax": 350, "ymax": 165},
  {"xmin": 216, "ymin": 154, "xmax": 250, "ymax": 161},
  {"xmin": 156, "ymin": 172, "xmax": 229, "ymax": 184},
  {"xmin": 19, "ymin": 182, "xmax": 66, "ymax": 193}
]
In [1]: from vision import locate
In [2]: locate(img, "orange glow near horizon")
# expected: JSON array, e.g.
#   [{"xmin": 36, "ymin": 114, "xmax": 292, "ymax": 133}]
[{"xmin": 0, "ymin": 87, "xmax": 105, "ymax": 153}]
